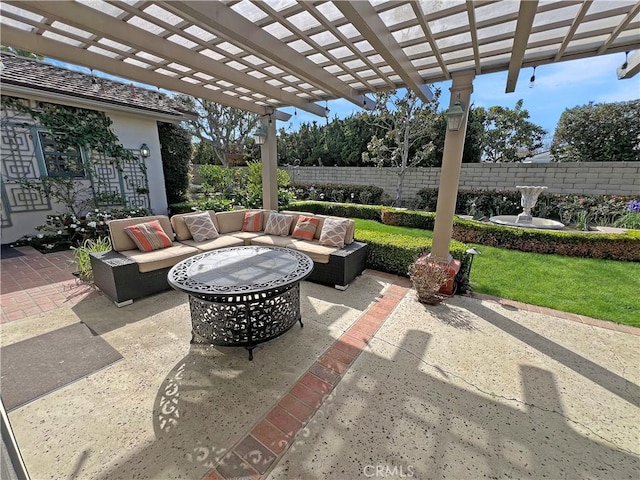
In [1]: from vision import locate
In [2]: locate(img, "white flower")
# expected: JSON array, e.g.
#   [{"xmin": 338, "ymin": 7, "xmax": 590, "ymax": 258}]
[
  {"xmin": 70, "ymin": 224, "xmax": 77, "ymax": 229},
  {"xmin": 57, "ymin": 230, "xmax": 62, "ymax": 235},
  {"xmin": 95, "ymin": 209, "xmax": 99, "ymax": 212},
  {"xmin": 80, "ymin": 228, "xmax": 85, "ymax": 232},
  {"xmin": 37, "ymin": 234, "xmax": 44, "ymax": 238},
  {"xmin": 99, "ymin": 221, "xmax": 104, "ymax": 225},
  {"xmin": 87, "ymin": 221, "xmax": 97, "ymax": 228}
]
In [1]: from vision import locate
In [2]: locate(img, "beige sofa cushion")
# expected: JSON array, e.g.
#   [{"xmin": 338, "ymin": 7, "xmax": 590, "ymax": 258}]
[
  {"xmin": 179, "ymin": 234, "xmax": 244, "ymax": 252},
  {"xmin": 214, "ymin": 210, "xmax": 262, "ymax": 234},
  {"xmin": 250, "ymin": 235, "xmax": 337, "ymax": 264},
  {"xmin": 280, "ymin": 211, "xmax": 354, "ymax": 244},
  {"xmin": 109, "ymin": 215, "xmax": 174, "ymax": 252},
  {"xmin": 230, "ymin": 231, "xmax": 265, "ymax": 245},
  {"xmin": 171, "ymin": 211, "xmax": 220, "ymax": 241},
  {"xmin": 120, "ymin": 242, "xmax": 199, "ymax": 273}
]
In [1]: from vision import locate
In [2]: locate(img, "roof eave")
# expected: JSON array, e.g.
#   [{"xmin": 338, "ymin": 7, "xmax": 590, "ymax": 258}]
[{"xmin": 0, "ymin": 82, "xmax": 197, "ymax": 123}]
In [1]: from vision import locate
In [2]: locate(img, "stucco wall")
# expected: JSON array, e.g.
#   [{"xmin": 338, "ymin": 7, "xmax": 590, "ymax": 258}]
[
  {"xmin": 282, "ymin": 162, "xmax": 640, "ymax": 202},
  {"xmin": 1, "ymin": 103, "xmax": 168, "ymax": 243}
]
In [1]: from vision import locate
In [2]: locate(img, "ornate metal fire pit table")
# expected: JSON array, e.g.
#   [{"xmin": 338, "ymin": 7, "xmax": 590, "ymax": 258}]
[{"xmin": 168, "ymin": 246, "xmax": 314, "ymax": 360}]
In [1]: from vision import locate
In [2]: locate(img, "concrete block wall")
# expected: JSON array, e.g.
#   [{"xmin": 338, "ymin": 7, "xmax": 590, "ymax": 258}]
[{"xmin": 283, "ymin": 162, "xmax": 640, "ymax": 202}]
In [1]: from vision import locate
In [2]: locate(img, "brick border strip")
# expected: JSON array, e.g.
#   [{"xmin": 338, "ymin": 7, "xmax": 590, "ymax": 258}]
[
  {"xmin": 469, "ymin": 292, "xmax": 640, "ymax": 336},
  {"xmin": 203, "ymin": 276, "xmax": 409, "ymax": 480}
]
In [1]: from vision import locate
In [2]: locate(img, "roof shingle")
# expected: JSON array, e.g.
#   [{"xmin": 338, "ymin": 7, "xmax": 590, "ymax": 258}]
[{"xmin": 0, "ymin": 53, "xmax": 194, "ymax": 119}]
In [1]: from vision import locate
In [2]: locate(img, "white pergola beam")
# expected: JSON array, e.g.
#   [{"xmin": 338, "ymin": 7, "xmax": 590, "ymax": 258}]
[
  {"xmin": 162, "ymin": 1, "xmax": 372, "ymax": 110},
  {"xmin": 555, "ymin": 1, "xmax": 593, "ymax": 61},
  {"xmin": 336, "ymin": 1, "xmax": 434, "ymax": 103},
  {"xmin": 466, "ymin": 1, "xmax": 482, "ymax": 75},
  {"xmin": 505, "ymin": 1, "xmax": 539, "ymax": 93},
  {"xmin": 598, "ymin": 3, "xmax": 640, "ymax": 55},
  {"xmin": 8, "ymin": 0, "xmax": 327, "ymax": 117},
  {"xmin": 411, "ymin": 1, "xmax": 450, "ymax": 80},
  {"xmin": 618, "ymin": 50, "xmax": 640, "ymax": 79},
  {"xmin": 1, "ymin": 26, "xmax": 267, "ymax": 115}
]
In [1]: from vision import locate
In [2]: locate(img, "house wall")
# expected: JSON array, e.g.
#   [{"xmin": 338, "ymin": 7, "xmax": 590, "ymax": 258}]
[
  {"xmin": 1, "ymin": 100, "xmax": 169, "ymax": 243},
  {"xmin": 282, "ymin": 162, "xmax": 640, "ymax": 203}
]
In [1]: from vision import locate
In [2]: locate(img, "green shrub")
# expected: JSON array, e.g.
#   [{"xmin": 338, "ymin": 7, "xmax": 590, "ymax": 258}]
[
  {"xmin": 291, "ymin": 183, "xmax": 384, "ymax": 205},
  {"xmin": 354, "ymin": 229, "xmax": 471, "ymax": 288},
  {"xmin": 288, "ymin": 201, "xmax": 383, "ymax": 221},
  {"xmin": 71, "ymin": 236, "xmax": 112, "ymax": 281},
  {"xmin": 169, "ymin": 198, "xmax": 235, "ymax": 214},
  {"xmin": 381, "ymin": 209, "xmax": 436, "ymax": 230},
  {"xmin": 452, "ymin": 218, "xmax": 640, "ymax": 262},
  {"xmin": 158, "ymin": 122, "xmax": 192, "ymax": 205},
  {"xmin": 411, "ymin": 187, "xmax": 637, "ymax": 226}
]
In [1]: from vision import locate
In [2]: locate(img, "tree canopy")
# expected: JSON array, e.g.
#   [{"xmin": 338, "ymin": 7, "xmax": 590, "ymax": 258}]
[
  {"xmin": 477, "ymin": 99, "xmax": 547, "ymax": 162},
  {"xmin": 551, "ymin": 100, "xmax": 640, "ymax": 162},
  {"xmin": 178, "ymin": 96, "xmax": 259, "ymax": 167}
]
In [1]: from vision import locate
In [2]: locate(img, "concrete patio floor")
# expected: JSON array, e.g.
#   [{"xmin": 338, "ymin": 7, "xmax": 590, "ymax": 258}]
[{"xmin": 1, "ymin": 247, "xmax": 639, "ymax": 479}]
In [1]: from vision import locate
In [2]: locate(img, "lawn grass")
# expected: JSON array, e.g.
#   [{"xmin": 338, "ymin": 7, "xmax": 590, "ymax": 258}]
[{"xmin": 353, "ymin": 219, "xmax": 640, "ymax": 327}]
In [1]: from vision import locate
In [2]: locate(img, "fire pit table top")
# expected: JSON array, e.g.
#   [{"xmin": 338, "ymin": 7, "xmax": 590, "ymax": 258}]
[{"xmin": 168, "ymin": 246, "xmax": 314, "ymax": 298}]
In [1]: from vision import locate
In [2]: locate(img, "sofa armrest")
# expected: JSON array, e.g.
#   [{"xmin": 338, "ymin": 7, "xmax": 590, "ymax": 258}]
[
  {"xmin": 307, "ymin": 241, "xmax": 368, "ymax": 289},
  {"xmin": 90, "ymin": 250, "xmax": 172, "ymax": 305}
]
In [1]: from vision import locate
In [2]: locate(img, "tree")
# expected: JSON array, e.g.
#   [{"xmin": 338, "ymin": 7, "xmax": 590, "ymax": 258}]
[
  {"xmin": 177, "ymin": 96, "xmax": 259, "ymax": 167},
  {"xmin": 479, "ymin": 99, "xmax": 546, "ymax": 162},
  {"xmin": 158, "ymin": 122, "xmax": 192, "ymax": 205},
  {"xmin": 362, "ymin": 89, "xmax": 440, "ymax": 206},
  {"xmin": 551, "ymin": 100, "xmax": 640, "ymax": 162},
  {"xmin": 0, "ymin": 46, "xmax": 43, "ymax": 60}
]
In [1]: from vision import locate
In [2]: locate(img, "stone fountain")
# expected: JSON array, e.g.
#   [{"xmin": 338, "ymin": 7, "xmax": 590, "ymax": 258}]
[{"xmin": 490, "ymin": 186, "xmax": 565, "ymax": 230}]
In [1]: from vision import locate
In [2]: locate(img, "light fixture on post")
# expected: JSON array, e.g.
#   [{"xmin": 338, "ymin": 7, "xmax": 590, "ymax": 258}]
[
  {"xmin": 445, "ymin": 94, "xmax": 466, "ymax": 131},
  {"xmin": 139, "ymin": 143, "xmax": 150, "ymax": 159},
  {"xmin": 253, "ymin": 123, "xmax": 268, "ymax": 145},
  {"xmin": 622, "ymin": 51, "xmax": 629, "ymax": 70}
]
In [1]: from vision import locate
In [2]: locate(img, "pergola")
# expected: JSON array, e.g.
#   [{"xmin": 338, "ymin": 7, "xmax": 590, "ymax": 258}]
[{"xmin": 2, "ymin": 0, "xmax": 639, "ymax": 261}]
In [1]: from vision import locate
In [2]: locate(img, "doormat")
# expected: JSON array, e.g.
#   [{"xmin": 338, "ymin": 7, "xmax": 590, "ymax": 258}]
[
  {"xmin": 0, "ymin": 323, "xmax": 123, "ymax": 411},
  {"xmin": 1, "ymin": 244, "xmax": 25, "ymax": 259}
]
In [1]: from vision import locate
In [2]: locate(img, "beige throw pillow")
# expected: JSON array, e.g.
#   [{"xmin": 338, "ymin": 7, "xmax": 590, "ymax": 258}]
[
  {"xmin": 184, "ymin": 212, "xmax": 219, "ymax": 242},
  {"xmin": 319, "ymin": 218, "xmax": 349, "ymax": 248},
  {"xmin": 264, "ymin": 212, "xmax": 294, "ymax": 236}
]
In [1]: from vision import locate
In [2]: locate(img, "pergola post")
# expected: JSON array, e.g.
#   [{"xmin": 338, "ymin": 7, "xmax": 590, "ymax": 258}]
[
  {"xmin": 260, "ymin": 118, "xmax": 278, "ymax": 211},
  {"xmin": 430, "ymin": 71, "xmax": 475, "ymax": 262}
]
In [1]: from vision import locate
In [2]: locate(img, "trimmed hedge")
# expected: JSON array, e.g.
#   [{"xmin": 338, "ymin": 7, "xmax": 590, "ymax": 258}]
[
  {"xmin": 288, "ymin": 201, "xmax": 383, "ymax": 221},
  {"xmin": 452, "ymin": 218, "xmax": 640, "ymax": 262},
  {"xmin": 290, "ymin": 201, "xmax": 640, "ymax": 262},
  {"xmin": 290, "ymin": 201, "xmax": 472, "ymax": 290}
]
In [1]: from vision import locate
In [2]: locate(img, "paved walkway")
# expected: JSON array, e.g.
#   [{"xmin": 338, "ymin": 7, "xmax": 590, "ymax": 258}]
[{"xmin": 1, "ymin": 248, "xmax": 638, "ymax": 479}]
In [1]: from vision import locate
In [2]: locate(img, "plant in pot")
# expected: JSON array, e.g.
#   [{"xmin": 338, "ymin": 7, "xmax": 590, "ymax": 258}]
[
  {"xmin": 408, "ymin": 254, "xmax": 451, "ymax": 305},
  {"xmin": 70, "ymin": 236, "xmax": 112, "ymax": 282}
]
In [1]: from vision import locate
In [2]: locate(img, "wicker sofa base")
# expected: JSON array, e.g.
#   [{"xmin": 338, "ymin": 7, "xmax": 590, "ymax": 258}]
[{"xmin": 91, "ymin": 241, "xmax": 368, "ymax": 306}]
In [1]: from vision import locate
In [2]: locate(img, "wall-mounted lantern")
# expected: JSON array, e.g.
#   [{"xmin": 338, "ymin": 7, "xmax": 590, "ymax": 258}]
[{"xmin": 139, "ymin": 143, "xmax": 150, "ymax": 159}]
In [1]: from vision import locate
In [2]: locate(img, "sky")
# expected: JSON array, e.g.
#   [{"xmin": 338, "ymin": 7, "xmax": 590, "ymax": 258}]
[
  {"xmin": 277, "ymin": 53, "xmax": 639, "ymax": 138},
  {"xmin": 50, "ymin": 53, "xmax": 638, "ymax": 139}
]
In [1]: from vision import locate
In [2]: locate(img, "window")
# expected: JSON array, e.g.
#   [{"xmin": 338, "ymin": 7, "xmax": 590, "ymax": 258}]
[{"xmin": 38, "ymin": 131, "xmax": 86, "ymax": 178}]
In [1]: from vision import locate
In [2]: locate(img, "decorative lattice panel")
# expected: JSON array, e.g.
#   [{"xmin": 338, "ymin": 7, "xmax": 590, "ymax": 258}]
[
  {"xmin": 1, "ymin": 119, "xmax": 50, "ymax": 226},
  {"xmin": 89, "ymin": 149, "xmax": 150, "ymax": 211}
]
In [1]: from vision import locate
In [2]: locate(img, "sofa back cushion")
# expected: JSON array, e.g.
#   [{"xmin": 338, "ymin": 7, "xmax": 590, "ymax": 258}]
[
  {"xmin": 281, "ymin": 211, "xmax": 354, "ymax": 245},
  {"xmin": 171, "ymin": 211, "xmax": 220, "ymax": 241},
  {"xmin": 216, "ymin": 209, "xmax": 270, "ymax": 234},
  {"xmin": 110, "ymin": 215, "xmax": 174, "ymax": 252}
]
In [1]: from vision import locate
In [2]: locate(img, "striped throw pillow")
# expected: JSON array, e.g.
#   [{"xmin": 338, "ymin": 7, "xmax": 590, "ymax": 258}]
[
  {"xmin": 242, "ymin": 211, "xmax": 263, "ymax": 232},
  {"xmin": 124, "ymin": 220, "xmax": 172, "ymax": 252},
  {"xmin": 292, "ymin": 216, "xmax": 320, "ymax": 240}
]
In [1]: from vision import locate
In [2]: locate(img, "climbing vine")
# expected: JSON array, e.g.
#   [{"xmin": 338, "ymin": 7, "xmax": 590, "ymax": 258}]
[{"xmin": 1, "ymin": 95, "xmax": 135, "ymax": 167}]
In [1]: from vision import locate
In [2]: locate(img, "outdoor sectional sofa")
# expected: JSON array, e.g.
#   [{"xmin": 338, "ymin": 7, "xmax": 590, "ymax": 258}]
[{"xmin": 90, "ymin": 209, "xmax": 368, "ymax": 306}]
